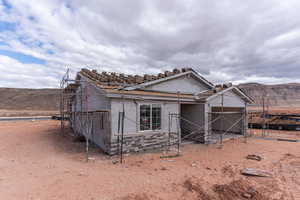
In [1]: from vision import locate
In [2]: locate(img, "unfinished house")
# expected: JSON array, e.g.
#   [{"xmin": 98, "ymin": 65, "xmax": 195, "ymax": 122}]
[{"xmin": 62, "ymin": 68, "xmax": 253, "ymax": 155}]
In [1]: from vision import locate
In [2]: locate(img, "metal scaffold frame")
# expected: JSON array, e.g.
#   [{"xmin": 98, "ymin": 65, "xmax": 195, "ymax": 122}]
[
  {"xmin": 118, "ymin": 92, "xmax": 249, "ymax": 162},
  {"xmin": 60, "ymin": 68, "xmax": 94, "ymax": 162},
  {"xmin": 247, "ymin": 95, "xmax": 270, "ymax": 137}
]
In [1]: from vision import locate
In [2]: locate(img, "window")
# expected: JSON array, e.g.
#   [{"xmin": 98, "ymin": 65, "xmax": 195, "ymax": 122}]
[
  {"xmin": 139, "ymin": 104, "xmax": 161, "ymax": 131},
  {"xmin": 152, "ymin": 104, "xmax": 161, "ymax": 130}
]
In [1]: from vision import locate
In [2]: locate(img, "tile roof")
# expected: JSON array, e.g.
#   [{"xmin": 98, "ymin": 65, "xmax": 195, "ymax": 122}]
[
  {"xmin": 196, "ymin": 84, "xmax": 254, "ymax": 104},
  {"xmin": 196, "ymin": 84, "xmax": 232, "ymax": 101},
  {"xmin": 79, "ymin": 67, "xmax": 193, "ymax": 89}
]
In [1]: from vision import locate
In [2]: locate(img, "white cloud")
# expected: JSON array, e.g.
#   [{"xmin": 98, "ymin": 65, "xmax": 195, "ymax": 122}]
[
  {"xmin": 0, "ymin": 55, "xmax": 60, "ymax": 88},
  {"xmin": 0, "ymin": 0, "xmax": 300, "ymax": 88}
]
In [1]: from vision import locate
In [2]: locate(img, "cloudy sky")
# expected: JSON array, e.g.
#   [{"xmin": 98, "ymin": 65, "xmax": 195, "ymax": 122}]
[{"xmin": 0, "ymin": 0, "xmax": 300, "ymax": 88}]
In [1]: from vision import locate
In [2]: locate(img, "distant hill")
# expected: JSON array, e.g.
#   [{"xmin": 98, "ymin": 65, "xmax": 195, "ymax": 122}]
[
  {"xmin": 0, "ymin": 82, "xmax": 299, "ymax": 114},
  {"xmin": 238, "ymin": 83, "xmax": 300, "ymax": 107},
  {"xmin": 0, "ymin": 88, "xmax": 60, "ymax": 111}
]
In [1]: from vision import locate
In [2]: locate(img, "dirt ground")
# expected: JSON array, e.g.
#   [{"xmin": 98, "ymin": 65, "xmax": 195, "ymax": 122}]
[{"xmin": 0, "ymin": 121, "xmax": 300, "ymax": 200}]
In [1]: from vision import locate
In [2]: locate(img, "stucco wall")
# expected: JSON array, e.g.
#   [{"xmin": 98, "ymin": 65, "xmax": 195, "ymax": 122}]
[
  {"xmin": 209, "ymin": 90, "xmax": 245, "ymax": 107},
  {"xmin": 72, "ymin": 112, "xmax": 111, "ymax": 151},
  {"xmin": 70, "ymin": 77, "xmax": 112, "ymax": 152},
  {"xmin": 108, "ymin": 99, "xmax": 180, "ymax": 155},
  {"xmin": 208, "ymin": 90, "xmax": 246, "ymax": 135},
  {"xmin": 210, "ymin": 111, "xmax": 244, "ymax": 134},
  {"xmin": 73, "ymin": 79, "xmax": 110, "ymax": 112},
  {"xmin": 110, "ymin": 99, "xmax": 179, "ymax": 137},
  {"xmin": 180, "ymin": 104, "xmax": 205, "ymax": 139},
  {"xmin": 90, "ymin": 112, "xmax": 111, "ymax": 150},
  {"xmin": 144, "ymin": 75, "xmax": 210, "ymax": 94}
]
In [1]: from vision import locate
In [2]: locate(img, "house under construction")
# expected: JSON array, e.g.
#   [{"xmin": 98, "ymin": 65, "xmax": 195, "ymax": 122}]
[{"xmin": 60, "ymin": 68, "xmax": 253, "ymax": 155}]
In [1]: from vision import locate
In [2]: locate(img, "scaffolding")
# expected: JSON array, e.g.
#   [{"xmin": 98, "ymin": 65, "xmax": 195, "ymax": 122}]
[
  {"xmin": 169, "ymin": 108, "xmax": 247, "ymax": 146},
  {"xmin": 114, "ymin": 90, "xmax": 249, "ymax": 163},
  {"xmin": 247, "ymin": 96, "xmax": 270, "ymax": 137},
  {"xmin": 60, "ymin": 69, "xmax": 94, "ymax": 162},
  {"xmin": 207, "ymin": 110, "xmax": 247, "ymax": 145}
]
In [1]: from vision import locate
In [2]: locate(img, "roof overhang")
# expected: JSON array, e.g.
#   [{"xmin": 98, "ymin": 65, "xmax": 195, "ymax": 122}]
[
  {"xmin": 105, "ymin": 89, "xmax": 195, "ymax": 101},
  {"xmin": 205, "ymin": 86, "xmax": 254, "ymax": 104}
]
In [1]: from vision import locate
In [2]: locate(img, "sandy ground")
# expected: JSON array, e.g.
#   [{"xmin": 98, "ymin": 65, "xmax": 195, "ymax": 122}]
[{"xmin": 0, "ymin": 121, "xmax": 300, "ymax": 200}]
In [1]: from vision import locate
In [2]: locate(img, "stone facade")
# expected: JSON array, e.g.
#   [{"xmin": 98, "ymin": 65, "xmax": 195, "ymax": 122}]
[{"xmin": 108, "ymin": 132, "xmax": 179, "ymax": 155}]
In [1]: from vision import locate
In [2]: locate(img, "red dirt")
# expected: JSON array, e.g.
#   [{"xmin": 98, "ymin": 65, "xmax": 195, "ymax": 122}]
[{"xmin": 0, "ymin": 120, "xmax": 300, "ymax": 199}]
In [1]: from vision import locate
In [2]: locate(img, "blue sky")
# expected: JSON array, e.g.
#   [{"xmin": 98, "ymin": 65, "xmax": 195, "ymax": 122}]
[
  {"xmin": 0, "ymin": 49, "xmax": 45, "ymax": 64},
  {"xmin": 0, "ymin": 21, "xmax": 16, "ymax": 31},
  {"xmin": 0, "ymin": 0, "xmax": 300, "ymax": 88}
]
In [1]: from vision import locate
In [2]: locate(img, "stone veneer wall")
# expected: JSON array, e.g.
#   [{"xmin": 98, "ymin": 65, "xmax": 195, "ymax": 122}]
[{"xmin": 108, "ymin": 132, "xmax": 179, "ymax": 155}]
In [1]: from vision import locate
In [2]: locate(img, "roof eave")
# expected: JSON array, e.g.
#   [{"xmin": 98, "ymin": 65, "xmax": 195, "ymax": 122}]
[{"xmin": 205, "ymin": 86, "xmax": 254, "ymax": 104}]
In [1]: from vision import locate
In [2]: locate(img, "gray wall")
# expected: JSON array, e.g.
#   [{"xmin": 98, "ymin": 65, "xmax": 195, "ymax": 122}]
[
  {"xmin": 71, "ymin": 112, "xmax": 111, "ymax": 150},
  {"xmin": 208, "ymin": 90, "xmax": 246, "ymax": 135},
  {"xmin": 180, "ymin": 104, "xmax": 205, "ymax": 134},
  {"xmin": 209, "ymin": 90, "xmax": 245, "ymax": 107},
  {"xmin": 70, "ymin": 76, "xmax": 112, "ymax": 152},
  {"xmin": 211, "ymin": 111, "xmax": 244, "ymax": 134},
  {"xmin": 144, "ymin": 75, "xmax": 210, "ymax": 94},
  {"xmin": 73, "ymin": 77, "xmax": 110, "ymax": 112},
  {"xmin": 110, "ymin": 98, "xmax": 179, "ymax": 137},
  {"xmin": 90, "ymin": 112, "xmax": 111, "ymax": 150}
]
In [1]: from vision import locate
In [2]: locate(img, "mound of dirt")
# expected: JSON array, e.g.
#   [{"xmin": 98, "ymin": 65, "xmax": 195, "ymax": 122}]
[
  {"xmin": 183, "ymin": 177, "xmax": 214, "ymax": 200},
  {"xmin": 119, "ymin": 178, "xmax": 276, "ymax": 200},
  {"xmin": 119, "ymin": 193, "xmax": 161, "ymax": 200},
  {"xmin": 213, "ymin": 179, "xmax": 268, "ymax": 200}
]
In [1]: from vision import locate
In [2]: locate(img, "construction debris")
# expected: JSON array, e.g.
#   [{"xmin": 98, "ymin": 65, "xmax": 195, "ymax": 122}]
[
  {"xmin": 246, "ymin": 154, "xmax": 263, "ymax": 161},
  {"xmin": 240, "ymin": 168, "xmax": 272, "ymax": 177},
  {"xmin": 277, "ymin": 138, "xmax": 298, "ymax": 142},
  {"xmin": 160, "ymin": 154, "xmax": 181, "ymax": 159}
]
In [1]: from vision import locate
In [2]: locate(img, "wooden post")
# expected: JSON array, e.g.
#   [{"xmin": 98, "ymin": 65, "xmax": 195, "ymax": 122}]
[
  {"xmin": 168, "ymin": 112, "xmax": 171, "ymax": 151},
  {"xmin": 177, "ymin": 92, "xmax": 181, "ymax": 155},
  {"xmin": 220, "ymin": 93, "xmax": 224, "ymax": 147},
  {"xmin": 117, "ymin": 112, "xmax": 121, "ymax": 156},
  {"xmin": 204, "ymin": 103, "xmax": 210, "ymax": 144},
  {"xmin": 244, "ymin": 102, "xmax": 248, "ymax": 143},
  {"xmin": 262, "ymin": 96, "xmax": 265, "ymax": 137},
  {"xmin": 85, "ymin": 83, "xmax": 89, "ymax": 163},
  {"xmin": 120, "ymin": 95, "xmax": 125, "ymax": 164}
]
